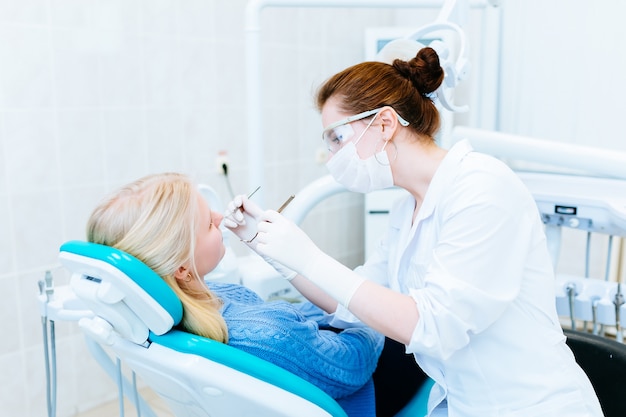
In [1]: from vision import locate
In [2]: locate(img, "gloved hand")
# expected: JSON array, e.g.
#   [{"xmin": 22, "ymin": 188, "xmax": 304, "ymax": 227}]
[
  {"xmin": 256, "ymin": 210, "xmax": 365, "ymax": 307},
  {"xmin": 223, "ymin": 195, "xmax": 297, "ymax": 281},
  {"xmin": 254, "ymin": 209, "xmax": 322, "ymax": 273},
  {"xmin": 223, "ymin": 194, "xmax": 263, "ymax": 242}
]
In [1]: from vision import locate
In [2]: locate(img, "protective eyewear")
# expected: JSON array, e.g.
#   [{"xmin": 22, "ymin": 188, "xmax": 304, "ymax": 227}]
[{"xmin": 321, "ymin": 107, "xmax": 409, "ymax": 153}]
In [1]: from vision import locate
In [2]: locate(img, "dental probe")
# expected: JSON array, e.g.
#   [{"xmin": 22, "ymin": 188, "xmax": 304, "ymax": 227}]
[
  {"xmin": 277, "ymin": 195, "xmax": 295, "ymax": 213},
  {"xmin": 240, "ymin": 194, "xmax": 295, "ymax": 244},
  {"xmin": 229, "ymin": 185, "xmax": 261, "ymax": 215},
  {"xmin": 230, "ymin": 186, "xmax": 262, "ymax": 244},
  {"xmin": 247, "ymin": 185, "xmax": 261, "ymax": 199},
  {"xmin": 224, "ymin": 185, "xmax": 261, "ymax": 220}
]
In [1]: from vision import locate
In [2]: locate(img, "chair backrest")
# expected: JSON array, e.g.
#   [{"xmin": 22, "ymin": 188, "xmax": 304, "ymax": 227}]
[
  {"xmin": 564, "ymin": 329, "xmax": 626, "ymax": 417},
  {"xmin": 59, "ymin": 240, "xmax": 347, "ymax": 417},
  {"xmin": 59, "ymin": 240, "xmax": 183, "ymax": 344}
]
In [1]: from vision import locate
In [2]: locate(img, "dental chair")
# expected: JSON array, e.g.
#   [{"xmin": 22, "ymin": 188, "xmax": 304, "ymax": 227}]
[
  {"xmin": 59, "ymin": 239, "xmax": 432, "ymax": 417},
  {"xmin": 59, "ymin": 239, "xmax": 348, "ymax": 417}
]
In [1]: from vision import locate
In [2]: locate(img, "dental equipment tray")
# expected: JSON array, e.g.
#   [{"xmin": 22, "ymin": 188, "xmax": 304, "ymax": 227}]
[{"xmin": 517, "ymin": 171, "xmax": 626, "ymax": 236}]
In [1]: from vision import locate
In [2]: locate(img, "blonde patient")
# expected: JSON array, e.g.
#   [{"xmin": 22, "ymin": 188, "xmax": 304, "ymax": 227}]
[{"xmin": 86, "ymin": 172, "xmax": 383, "ymax": 417}]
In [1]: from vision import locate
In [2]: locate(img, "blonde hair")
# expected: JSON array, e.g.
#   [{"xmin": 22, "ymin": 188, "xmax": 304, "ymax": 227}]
[{"xmin": 86, "ymin": 172, "xmax": 229, "ymax": 343}]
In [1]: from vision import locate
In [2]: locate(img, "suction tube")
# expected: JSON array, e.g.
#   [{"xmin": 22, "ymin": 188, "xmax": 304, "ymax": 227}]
[{"xmin": 39, "ymin": 271, "xmax": 57, "ymax": 417}]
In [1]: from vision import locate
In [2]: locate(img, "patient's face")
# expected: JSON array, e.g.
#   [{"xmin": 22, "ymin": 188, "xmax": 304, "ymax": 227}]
[{"xmin": 194, "ymin": 193, "xmax": 226, "ymax": 277}]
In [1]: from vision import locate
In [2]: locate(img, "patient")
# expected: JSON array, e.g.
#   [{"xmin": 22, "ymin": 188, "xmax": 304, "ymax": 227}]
[{"xmin": 86, "ymin": 172, "xmax": 383, "ymax": 417}]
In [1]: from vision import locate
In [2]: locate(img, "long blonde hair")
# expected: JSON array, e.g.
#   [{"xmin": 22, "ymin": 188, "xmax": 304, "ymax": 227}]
[{"xmin": 86, "ymin": 173, "xmax": 229, "ymax": 342}]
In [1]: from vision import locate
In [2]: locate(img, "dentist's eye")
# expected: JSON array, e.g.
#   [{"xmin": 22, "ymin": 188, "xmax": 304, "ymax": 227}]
[{"xmin": 330, "ymin": 133, "xmax": 342, "ymax": 144}]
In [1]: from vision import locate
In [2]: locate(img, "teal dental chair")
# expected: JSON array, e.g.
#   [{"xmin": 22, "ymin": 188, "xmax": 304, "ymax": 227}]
[
  {"xmin": 59, "ymin": 240, "xmax": 432, "ymax": 417},
  {"xmin": 60, "ymin": 240, "xmax": 346, "ymax": 416}
]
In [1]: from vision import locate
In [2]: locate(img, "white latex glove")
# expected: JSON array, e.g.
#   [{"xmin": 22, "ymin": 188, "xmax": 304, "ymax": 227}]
[
  {"xmin": 262, "ymin": 255, "xmax": 297, "ymax": 281},
  {"xmin": 223, "ymin": 195, "xmax": 297, "ymax": 281},
  {"xmin": 256, "ymin": 210, "xmax": 365, "ymax": 307},
  {"xmin": 223, "ymin": 194, "xmax": 262, "ymax": 241}
]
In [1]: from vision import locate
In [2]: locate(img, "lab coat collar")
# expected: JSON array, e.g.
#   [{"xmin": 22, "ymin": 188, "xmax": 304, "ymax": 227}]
[{"xmin": 414, "ymin": 139, "xmax": 475, "ymax": 223}]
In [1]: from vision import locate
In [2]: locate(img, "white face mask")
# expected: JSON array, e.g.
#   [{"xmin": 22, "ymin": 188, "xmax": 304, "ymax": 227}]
[{"xmin": 326, "ymin": 141, "xmax": 394, "ymax": 193}]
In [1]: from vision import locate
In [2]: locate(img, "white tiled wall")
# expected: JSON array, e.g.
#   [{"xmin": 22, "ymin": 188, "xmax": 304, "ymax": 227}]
[{"xmin": 0, "ymin": 1, "xmax": 399, "ymax": 416}]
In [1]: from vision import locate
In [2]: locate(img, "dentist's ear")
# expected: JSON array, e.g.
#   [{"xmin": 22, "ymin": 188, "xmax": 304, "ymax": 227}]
[{"xmin": 378, "ymin": 107, "xmax": 401, "ymax": 136}]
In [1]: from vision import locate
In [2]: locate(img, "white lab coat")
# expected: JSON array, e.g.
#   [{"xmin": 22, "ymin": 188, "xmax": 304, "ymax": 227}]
[{"xmin": 334, "ymin": 140, "xmax": 603, "ymax": 416}]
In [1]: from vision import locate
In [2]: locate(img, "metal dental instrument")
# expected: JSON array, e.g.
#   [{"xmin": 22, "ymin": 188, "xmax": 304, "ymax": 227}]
[
  {"xmin": 238, "ymin": 186, "xmax": 262, "ymax": 244},
  {"xmin": 614, "ymin": 283, "xmax": 624, "ymax": 343},
  {"xmin": 566, "ymin": 282, "xmax": 577, "ymax": 330},
  {"xmin": 40, "ymin": 271, "xmax": 57, "ymax": 417},
  {"xmin": 591, "ymin": 296, "xmax": 601, "ymax": 336},
  {"xmin": 241, "ymin": 194, "xmax": 295, "ymax": 244},
  {"xmin": 585, "ymin": 231, "xmax": 591, "ymax": 278},
  {"xmin": 225, "ymin": 186, "xmax": 261, "ymax": 221},
  {"xmin": 605, "ymin": 235, "xmax": 614, "ymax": 281},
  {"xmin": 277, "ymin": 195, "xmax": 295, "ymax": 213},
  {"xmin": 241, "ymin": 194, "xmax": 295, "ymax": 243},
  {"xmin": 247, "ymin": 185, "xmax": 261, "ymax": 200}
]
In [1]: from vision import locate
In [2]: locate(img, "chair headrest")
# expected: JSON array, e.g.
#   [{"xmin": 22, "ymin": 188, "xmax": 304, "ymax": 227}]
[{"xmin": 59, "ymin": 240, "xmax": 183, "ymax": 344}]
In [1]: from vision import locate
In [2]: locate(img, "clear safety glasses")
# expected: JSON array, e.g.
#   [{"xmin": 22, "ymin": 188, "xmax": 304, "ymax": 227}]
[{"xmin": 321, "ymin": 107, "xmax": 410, "ymax": 153}]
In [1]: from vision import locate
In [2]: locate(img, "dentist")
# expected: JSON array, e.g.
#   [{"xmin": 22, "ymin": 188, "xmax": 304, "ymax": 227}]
[{"xmin": 226, "ymin": 47, "xmax": 603, "ymax": 416}]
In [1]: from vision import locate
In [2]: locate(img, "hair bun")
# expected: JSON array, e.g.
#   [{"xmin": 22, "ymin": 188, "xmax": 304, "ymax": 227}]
[{"xmin": 392, "ymin": 47, "xmax": 444, "ymax": 96}]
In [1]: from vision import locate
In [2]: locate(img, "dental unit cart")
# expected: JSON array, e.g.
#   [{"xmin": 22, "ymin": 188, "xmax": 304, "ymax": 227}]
[
  {"xmin": 522, "ymin": 171, "xmax": 626, "ymax": 342},
  {"xmin": 365, "ymin": 170, "xmax": 626, "ymax": 343}
]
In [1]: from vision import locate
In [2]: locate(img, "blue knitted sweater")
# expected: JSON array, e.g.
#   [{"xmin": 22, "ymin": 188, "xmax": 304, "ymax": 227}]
[{"xmin": 208, "ymin": 282, "xmax": 384, "ymax": 417}]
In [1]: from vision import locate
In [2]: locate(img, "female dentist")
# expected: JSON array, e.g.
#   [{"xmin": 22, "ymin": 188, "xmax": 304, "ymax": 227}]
[{"xmin": 226, "ymin": 46, "xmax": 603, "ymax": 416}]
